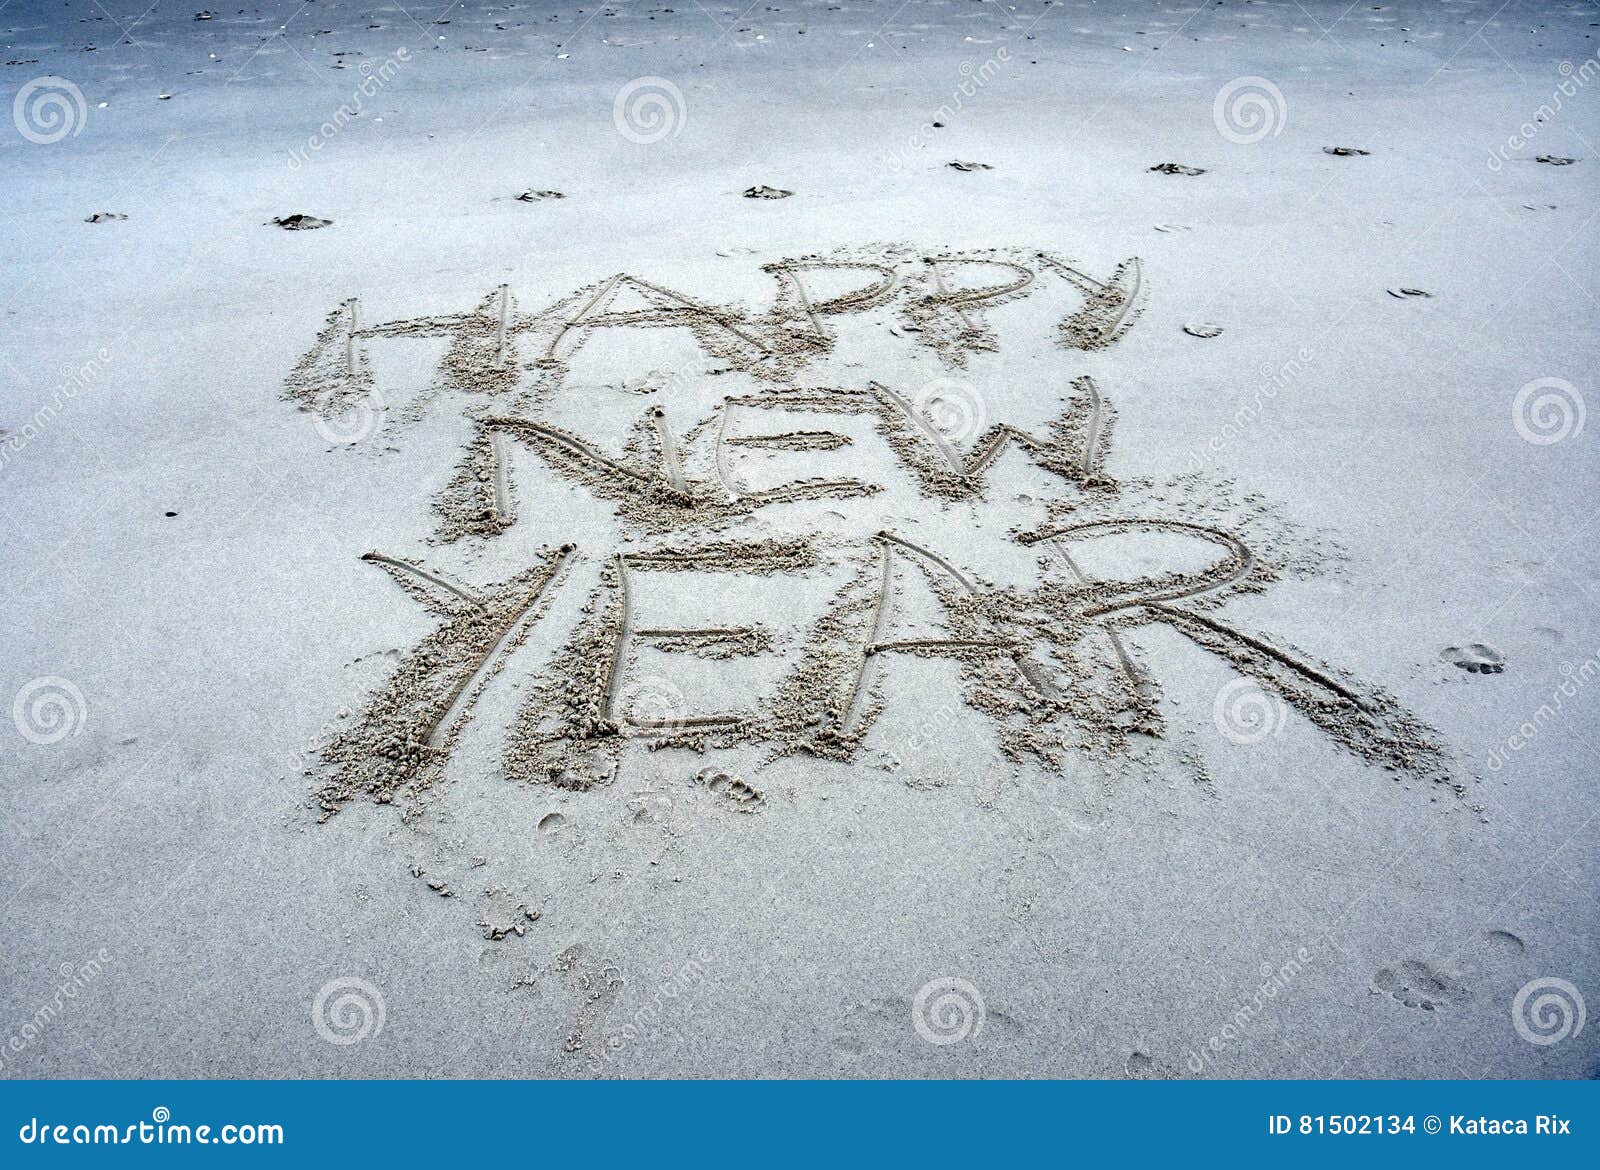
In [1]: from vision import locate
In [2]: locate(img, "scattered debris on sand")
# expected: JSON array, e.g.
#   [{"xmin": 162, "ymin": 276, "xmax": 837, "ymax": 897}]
[
  {"xmin": 1323, "ymin": 146, "xmax": 1370, "ymax": 157},
  {"xmin": 516, "ymin": 189, "xmax": 565, "ymax": 202},
  {"xmin": 1535, "ymin": 154, "xmax": 1577, "ymax": 166},
  {"xmin": 1386, "ymin": 287, "xmax": 1432, "ymax": 299},
  {"xmin": 742, "ymin": 185, "xmax": 793, "ymax": 199},
  {"xmin": 1149, "ymin": 162, "xmax": 1205, "ymax": 176},
  {"xmin": 946, "ymin": 161, "xmax": 993, "ymax": 172},
  {"xmin": 84, "ymin": 212, "xmax": 127, "ymax": 223}
]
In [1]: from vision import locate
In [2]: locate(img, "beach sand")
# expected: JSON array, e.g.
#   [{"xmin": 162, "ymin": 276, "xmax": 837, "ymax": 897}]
[{"xmin": 1, "ymin": 0, "xmax": 1597, "ymax": 1078}]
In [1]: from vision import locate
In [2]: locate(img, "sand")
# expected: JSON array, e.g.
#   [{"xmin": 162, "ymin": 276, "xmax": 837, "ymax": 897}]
[{"xmin": 1, "ymin": 0, "xmax": 1596, "ymax": 1079}]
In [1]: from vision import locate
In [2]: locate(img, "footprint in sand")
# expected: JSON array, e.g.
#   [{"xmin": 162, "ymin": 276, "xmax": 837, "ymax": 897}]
[
  {"xmin": 1372, "ymin": 960, "xmax": 1470, "ymax": 1013},
  {"xmin": 268, "ymin": 213, "xmax": 332, "ymax": 230},
  {"xmin": 1124, "ymin": 1050, "xmax": 1177, "ymax": 1079},
  {"xmin": 695, "ymin": 765, "xmax": 765, "ymax": 811},
  {"xmin": 1483, "ymin": 929, "xmax": 1526, "ymax": 955},
  {"xmin": 1448, "ymin": 930, "xmax": 1528, "ymax": 984},
  {"xmin": 833, "ymin": 993, "xmax": 1020, "ymax": 1065},
  {"xmin": 626, "ymin": 790, "xmax": 674, "ymax": 826},
  {"xmin": 1440, "ymin": 644, "xmax": 1505, "ymax": 675}
]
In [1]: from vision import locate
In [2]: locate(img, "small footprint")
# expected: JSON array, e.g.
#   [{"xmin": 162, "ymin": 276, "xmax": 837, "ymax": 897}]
[
  {"xmin": 695, "ymin": 765, "xmax": 765, "ymax": 811},
  {"xmin": 268, "ymin": 213, "xmax": 331, "ymax": 230},
  {"xmin": 1125, "ymin": 1050, "xmax": 1176, "ymax": 1079},
  {"xmin": 1440, "ymin": 644, "xmax": 1505, "ymax": 675},
  {"xmin": 1484, "ymin": 929, "xmax": 1525, "ymax": 955},
  {"xmin": 1372, "ymin": 960, "xmax": 1470, "ymax": 1012}
]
